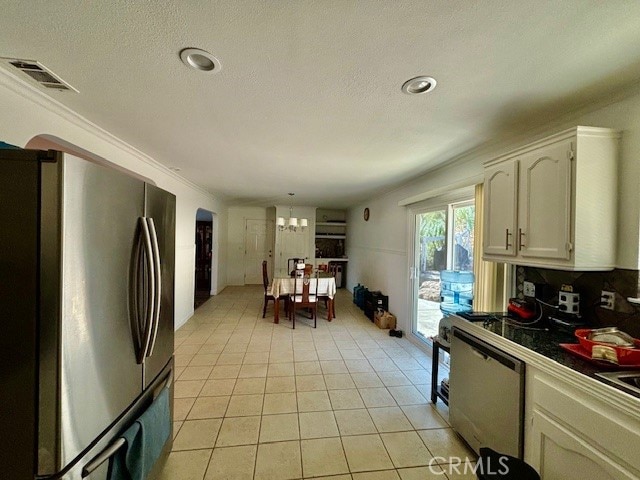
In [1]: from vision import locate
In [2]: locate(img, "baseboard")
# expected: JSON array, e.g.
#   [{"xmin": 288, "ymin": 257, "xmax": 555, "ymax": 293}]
[{"xmin": 175, "ymin": 311, "xmax": 193, "ymax": 330}]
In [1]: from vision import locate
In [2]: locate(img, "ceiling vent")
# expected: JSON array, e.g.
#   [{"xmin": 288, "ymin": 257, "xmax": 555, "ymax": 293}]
[{"xmin": 1, "ymin": 57, "xmax": 78, "ymax": 92}]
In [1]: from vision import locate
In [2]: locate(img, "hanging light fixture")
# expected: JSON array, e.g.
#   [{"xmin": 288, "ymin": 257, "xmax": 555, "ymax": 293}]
[{"xmin": 277, "ymin": 193, "xmax": 308, "ymax": 232}]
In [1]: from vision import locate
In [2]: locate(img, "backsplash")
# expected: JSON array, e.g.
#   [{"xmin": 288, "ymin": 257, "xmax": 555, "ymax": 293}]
[{"xmin": 517, "ymin": 266, "xmax": 640, "ymax": 338}]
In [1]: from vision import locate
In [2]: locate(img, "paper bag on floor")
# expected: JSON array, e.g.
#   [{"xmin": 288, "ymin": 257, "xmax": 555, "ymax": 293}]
[{"xmin": 374, "ymin": 310, "xmax": 397, "ymax": 329}]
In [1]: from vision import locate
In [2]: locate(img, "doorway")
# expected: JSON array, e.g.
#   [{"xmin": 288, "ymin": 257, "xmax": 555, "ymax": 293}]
[
  {"xmin": 195, "ymin": 209, "xmax": 213, "ymax": 309},
  {"xmin": 410, "ymin": 199, "xmax": 475, "ymax": 342},
  {"xmin": 244, "ymin": 219, "xmax": 272, "ymax": 284}
]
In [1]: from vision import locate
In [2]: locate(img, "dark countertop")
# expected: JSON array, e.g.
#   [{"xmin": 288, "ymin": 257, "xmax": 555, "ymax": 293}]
[{"xmin": 466, "ymin": 316, "xmax": 639, "ymax": 396}]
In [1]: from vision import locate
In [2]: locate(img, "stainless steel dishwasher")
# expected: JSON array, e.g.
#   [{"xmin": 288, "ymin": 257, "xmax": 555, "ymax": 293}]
[{"xmin": 449, "ymin": 327, "xmax": 525, "ymax": 458}]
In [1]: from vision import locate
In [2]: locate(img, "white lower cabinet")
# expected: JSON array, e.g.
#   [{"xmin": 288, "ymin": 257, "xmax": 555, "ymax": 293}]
[{"xmin": 525, "ymin": 368, "xmax": 640, "ymax": 479}]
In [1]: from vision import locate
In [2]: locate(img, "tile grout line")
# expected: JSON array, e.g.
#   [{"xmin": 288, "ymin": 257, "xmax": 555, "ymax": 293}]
[{"xmin": 170, "ymin": 288, "xmax": 446, "ymax": 479}]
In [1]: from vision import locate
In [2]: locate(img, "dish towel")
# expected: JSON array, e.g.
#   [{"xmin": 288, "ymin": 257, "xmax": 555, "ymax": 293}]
[{"xmin": 108, "ymin": 386, "xmax": 171, "ymax": 480}]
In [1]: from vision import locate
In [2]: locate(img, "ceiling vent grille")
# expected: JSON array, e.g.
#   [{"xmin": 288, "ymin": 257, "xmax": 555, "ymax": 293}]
[{"xmin": 1, "ymin": 57, "xmax": 78, "ymax": 92}]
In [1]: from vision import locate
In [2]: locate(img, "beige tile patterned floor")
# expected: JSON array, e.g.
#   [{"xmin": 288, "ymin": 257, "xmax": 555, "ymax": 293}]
[{"xmin": 160, "ymin": 286, "xmax": 476, "ymax": 480}]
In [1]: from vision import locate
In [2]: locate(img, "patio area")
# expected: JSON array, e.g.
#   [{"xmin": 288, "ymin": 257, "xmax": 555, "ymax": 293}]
[{"xmin": 416, "ymin": 298, "xmax": 442, "ymax": 340}]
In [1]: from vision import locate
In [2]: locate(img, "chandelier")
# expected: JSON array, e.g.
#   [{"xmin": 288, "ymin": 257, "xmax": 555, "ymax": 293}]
[{"xmin": 277, "ymin": 193, "xmax": 308, "ymax": 232}]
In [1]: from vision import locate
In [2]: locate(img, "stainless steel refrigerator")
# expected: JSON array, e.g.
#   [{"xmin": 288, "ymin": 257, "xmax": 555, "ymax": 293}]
[{"xmin": 0, "ymin": 149, "xmax": 176, "ymax": 479}]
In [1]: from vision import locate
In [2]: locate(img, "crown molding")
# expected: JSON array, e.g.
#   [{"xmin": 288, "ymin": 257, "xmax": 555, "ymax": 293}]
[{"xmin": 0, "ymin": 67, "xmax": 219, "ymax": 201}]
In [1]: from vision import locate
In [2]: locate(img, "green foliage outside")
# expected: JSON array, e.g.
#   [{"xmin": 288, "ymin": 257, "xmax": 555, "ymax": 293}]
[
  {"xmin": 418, "ymin": 204, "xmax": 475, "ymax": 272},
  {"xmin": 418, "ymin": 210, "xmax": 446, "ymax": 271}
]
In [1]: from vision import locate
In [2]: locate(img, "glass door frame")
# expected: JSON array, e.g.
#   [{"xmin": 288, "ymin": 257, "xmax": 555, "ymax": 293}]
[{"xmin": 407, "ymin": 191, "xmax": 475, "ymax": 347}]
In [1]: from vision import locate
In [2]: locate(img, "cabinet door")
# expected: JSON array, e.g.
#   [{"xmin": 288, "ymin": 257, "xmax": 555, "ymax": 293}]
[
  {"xmin": 483, "ymin": 160, "xmax": 518, "ymax": 257},
  {"xmin": 530, "ymin": 409, "xmax": 637, "ymax": 480},
  {"xmin": 518, "ymin": 139, "xmax": 573, "ymax": 260}
]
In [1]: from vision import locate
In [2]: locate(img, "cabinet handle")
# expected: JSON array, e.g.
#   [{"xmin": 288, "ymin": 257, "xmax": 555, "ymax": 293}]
[
  {"xmin": 505, "ymin": 229, "xmax": 512, "ymax": 250},
  {"xmin": 518, "ymin": 228, "xmax": 526, "ymax": 249}
]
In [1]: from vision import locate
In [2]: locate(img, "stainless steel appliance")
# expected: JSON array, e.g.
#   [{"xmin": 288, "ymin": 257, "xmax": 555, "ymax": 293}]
[
  {"xmin": 449, "ymin": 328, "xmax": 525, "ymax": 458},
  {"xmin": 0, "ymin": 149, "xmax": 176, "ymax": 479}
]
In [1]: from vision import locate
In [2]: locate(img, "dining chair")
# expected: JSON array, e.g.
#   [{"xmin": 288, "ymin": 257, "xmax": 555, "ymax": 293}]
[
  {"xmin": 288, "ymin": 268, "xmax": 318, "ymax": 329},
  {"xmin": 262, "ymin": 260, "xmax": 285, "ymax": 318},
  {"xmin": 317, "ymin": 271, "xmax": 334, "ymax": 319},
  {"xmin": 287, "ymin": 257, "xmax": 305, "ymax": 276}
]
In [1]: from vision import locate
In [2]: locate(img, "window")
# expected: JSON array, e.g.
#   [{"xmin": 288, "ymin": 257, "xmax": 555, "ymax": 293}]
[{"xmin": 413, "ymin": 199, "xmax": 475, "ymax": 340}]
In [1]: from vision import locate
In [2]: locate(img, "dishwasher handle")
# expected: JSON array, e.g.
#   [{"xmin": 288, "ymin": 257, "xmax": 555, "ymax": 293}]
[
  {"xmin": 453, "ymin": 328, "xmax": 524, "ymax": 374},
  {"xmin": 470, "ymin": 347, "xmax": 489, "ymax": 361}
]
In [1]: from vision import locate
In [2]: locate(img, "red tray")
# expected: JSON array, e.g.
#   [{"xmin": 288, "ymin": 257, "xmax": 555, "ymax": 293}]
[
  {"xmin": 559, "ymin": 343, "xmax": 640, "ymax": 369},
  {"xmin": 574, "ymin": 329, "xmax": 640, "ymax": 365}
]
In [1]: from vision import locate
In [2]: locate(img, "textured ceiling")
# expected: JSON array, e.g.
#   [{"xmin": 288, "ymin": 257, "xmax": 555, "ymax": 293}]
[{"xmin": 2, "ymin": 1, "xmax": 640, "ymax": 207}]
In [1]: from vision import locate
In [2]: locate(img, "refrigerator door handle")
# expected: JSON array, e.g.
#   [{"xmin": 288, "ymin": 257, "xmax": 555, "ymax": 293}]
[
  {"xmin": 146, "ymin": 217, "xmax": 162, "ymax": 357},
  {"xmin": 81, "ymin": 438, "xmax": 126, "ymax": 477},
  {"xmin": 131, "ymin": 223, "xmax": 144, "ymax": 363},
  {"xmin": 140, "ymin": 217, "xmax": 156, "ymax": 361}
]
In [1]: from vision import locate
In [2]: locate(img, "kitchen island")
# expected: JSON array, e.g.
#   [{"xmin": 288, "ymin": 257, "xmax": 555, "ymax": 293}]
[{"xmin": 449, "ymin": 316, "xmax": 640, "ymax": 480}]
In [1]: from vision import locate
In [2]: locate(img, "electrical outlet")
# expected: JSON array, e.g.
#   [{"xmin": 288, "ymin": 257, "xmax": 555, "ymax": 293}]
[
  {"xmin": 523, "ymin": 281, "xmax": 536, "ymax": 297},
  {"xmin": 601, "ymin": 290, "xmax": 615, "ymax": 310}
]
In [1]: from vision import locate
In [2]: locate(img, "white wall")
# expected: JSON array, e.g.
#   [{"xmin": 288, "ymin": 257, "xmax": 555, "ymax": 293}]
[
  {"xmin": 274, "ymin": 205, "xmax": 316, "ymax": 275},
  {"xmin": 227, "ymin": 206, "xmax": 269, "ymax": 285},
  {"xmin": 0, "ymin": 70, "xmax": 227, "ymax": 330},
  {"xmin": 227, "ymin": 205, "xmax": 317, "ymax": 283},
  {"xmin": 347, "ymin": 86, "xmax": 640, "ymax": 334}
]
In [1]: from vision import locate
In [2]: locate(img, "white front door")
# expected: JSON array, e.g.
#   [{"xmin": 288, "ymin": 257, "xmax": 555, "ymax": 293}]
[{"xmin": 244, "ymin": 219, "xmax": 271, "ymax": 284}]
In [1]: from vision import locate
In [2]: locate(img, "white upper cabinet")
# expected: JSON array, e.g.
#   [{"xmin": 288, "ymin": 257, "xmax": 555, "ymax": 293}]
[
  {"xmin": 484, "ymin": 160, "xmax": 518, "ymax": 256},
  {"xmin": 482, "ymin": 127, "xmax": 620, "ymax": 270},
  {"xmin": 518, "ymin": 138, "xmax": 572, "ymax": 260}
]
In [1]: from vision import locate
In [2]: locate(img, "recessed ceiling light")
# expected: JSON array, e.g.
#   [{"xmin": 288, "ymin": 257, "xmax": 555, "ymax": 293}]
[
  {"xmin": 402, "ymin": 76, "xmax": 437, "ymax": 95},
  {"xmin": 179, "ymin": 48, "xmax": 221, "ymax": 74}
]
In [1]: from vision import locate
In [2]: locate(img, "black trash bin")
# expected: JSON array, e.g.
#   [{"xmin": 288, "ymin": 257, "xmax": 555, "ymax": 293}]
[{"xmin": 476, "ymin": 448, "xmax": 540, "ymax": 480}]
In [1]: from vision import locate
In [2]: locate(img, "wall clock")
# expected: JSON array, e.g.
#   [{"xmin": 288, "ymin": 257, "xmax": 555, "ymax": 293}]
[{"xmin": 363, "ymin": 208, "xmax": 370, "ymax": 221}]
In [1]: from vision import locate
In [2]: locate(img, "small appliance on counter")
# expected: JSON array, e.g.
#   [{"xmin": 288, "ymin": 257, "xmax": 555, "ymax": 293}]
[{"xmin": 507, "ymin": 298, "xmax": 537, "ymax": 320}]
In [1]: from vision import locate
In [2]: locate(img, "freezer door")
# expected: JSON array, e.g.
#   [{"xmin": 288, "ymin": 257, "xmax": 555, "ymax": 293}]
[
  {"xmin": 39, "ymin": 155, "xmax": 145, "ymax": 475},
  {"xmin": 0, "ymin": 150, "xmax": 45, "ymax": 479},
  {"xmin": 143, "ymin": 184, "xmax": 176, "ymax": 388},
  {"xmin": 60, "ymin": 359, "xmax": 174, "ymax": 480}
]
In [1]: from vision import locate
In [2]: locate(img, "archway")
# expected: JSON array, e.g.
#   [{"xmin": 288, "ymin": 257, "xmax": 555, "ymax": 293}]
[{"xmin": 195, "ymin": 208, "xmax": 214, "ymax": 309}]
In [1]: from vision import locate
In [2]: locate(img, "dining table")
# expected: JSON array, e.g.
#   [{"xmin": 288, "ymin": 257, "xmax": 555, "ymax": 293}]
[{"xmin": 269, "ymin": 273, "xmax": 337, "ymax": 324}]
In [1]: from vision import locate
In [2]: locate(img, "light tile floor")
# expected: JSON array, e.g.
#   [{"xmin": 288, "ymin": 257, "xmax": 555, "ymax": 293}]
[{"xmin": 161, "ymin": 286, "xmax": 476, "ymax": 480}]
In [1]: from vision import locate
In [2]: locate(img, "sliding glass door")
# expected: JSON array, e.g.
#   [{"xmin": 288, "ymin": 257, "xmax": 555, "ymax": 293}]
[
  {"xmin": 411, "ymin": 200, "xmax": 475, "ymax": 342},
  {"xmin": 414, "ymin": 208, "xmax": 448, "ymax": 340}
]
